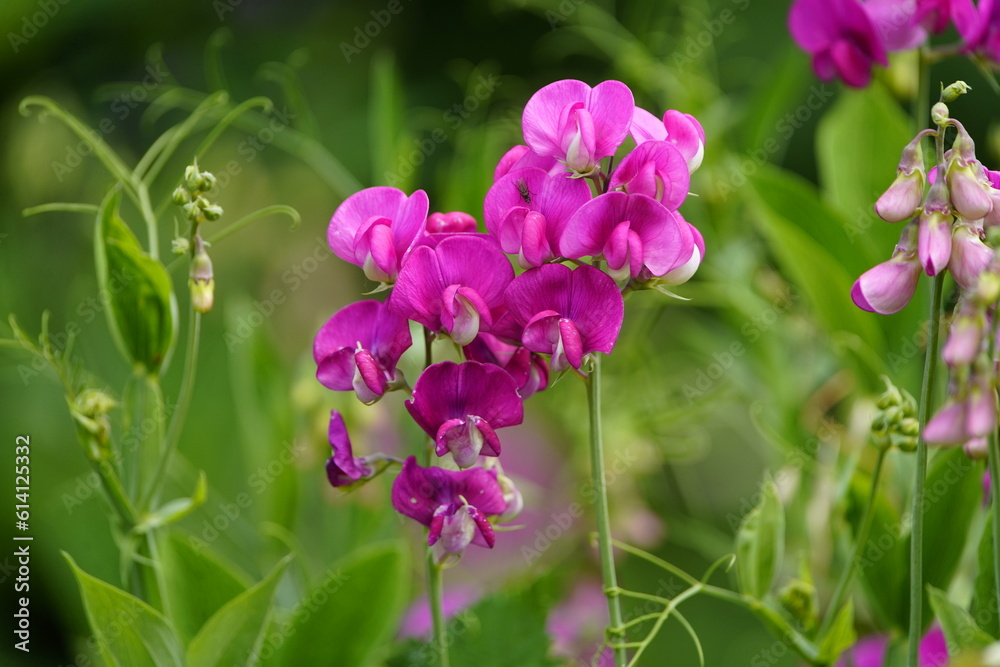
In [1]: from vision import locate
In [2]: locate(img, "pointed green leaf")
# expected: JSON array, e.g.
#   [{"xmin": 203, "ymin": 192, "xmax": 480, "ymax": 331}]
[
  {"xmin": 64, "ymin": 552, "xmax": 184, "ymax": 667},
  {"xmin": 186, "ymin": 556, "xmax": 291, "ymax": 667},
  {"xmin": 972, "ymin": 510, "xmax": 999, "ymax": 638},
  {"xmin": 263, "ymin": 541, "xmax": 408, "ymax": 667},
  {"xmin": 135, "ymin": 472, "xmax": 207, "ymax": 534},
  {"xmin": 94, "ymin": 190, "xmax": 176, "ymax": 373},
  {"xmin": 818, "ymin": 599, "xmax": 856, "ymax": 663},
  {"xmin": 160, "ymin": 531, "xmax": 252, "ymax": 644},
  {"xmin": 735, "ymin": 476, "xmax": 785, "ymax": 599},
  {"xmin": 927, "ymin": 585, "xmax": 994, "ymax": 654}
]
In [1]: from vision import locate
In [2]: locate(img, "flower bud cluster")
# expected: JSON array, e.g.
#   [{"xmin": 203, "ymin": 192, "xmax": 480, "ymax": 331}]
[
  {"xmin": 173, "ymin": 160, "xmax": 222, "ymax": 314},
  {"xmin": 871, "ymin": 378, "xmax": 919, "ymax": 452}
]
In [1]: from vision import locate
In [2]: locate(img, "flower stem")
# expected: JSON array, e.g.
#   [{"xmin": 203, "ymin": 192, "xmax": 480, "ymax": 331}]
[
  {"xmin": 908, "ymin": 272, "xmax": 945, "ymax": 666},
  {"xmin": 427, "ymin": 551, "xmax": 450, "ymax": 667},
  {"xmin": 818, "ymin": 446, "xmax": 888, "ymax": 638},
  {"xmin": 989, "ymin": 429, "xmax": 1000, "ymax": 620},
  {"xmin": 585, "ymin": 354, "xmax": 627, "ymax": 667}
]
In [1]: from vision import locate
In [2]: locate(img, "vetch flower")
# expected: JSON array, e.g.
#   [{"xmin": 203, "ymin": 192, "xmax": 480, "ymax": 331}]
[
  {"xmin": 391, "ymin": 456, "xmax": 507, "ymax": 560},
  {"xmin": 503, "ymin": 264, "xmax": 625, "ymax": 372},
  {"xmin": 405, "ymin": 361, "xmax": 524, "ymax": 468},
  {"xmin": 493, "ymin": 145, "xmax": 561, "ymax": 181},
  {"xmin": 608, "ymin": 141, "xmax": 691, "ymax": 210},
  {"xmin": 946, "ymin": 120, "xmax": 994, "ymax": 221},
  {"xmin": 835, "ymin": 626, "xmax": 946, "ymax": 666},
  {"xmin": 560, "ymin": 191, "xmax": 694, "ymax": 282},
  {"xmin": 483, "ymin": 167, "xmax": 592, "ymax": 268},
  {"xmin": 522, "ymin": 79, "xmax": 634, "ymax": 175},
  {"xmin": 426, "ymin": 211, "xmax": 478, "ymax": 235},
  {"xmin": 629, "ymin": 107, "xmax": 706, "ymax": 172},
  {"xmin": 949, "ymin": 221, "xmax": 992, "ymax": 290},
  {"xmin": 875, "ymin": 131, "xmax": 930, "ymax": 223},
  {"xmin": 651, "ymin": 218, "xmax": 705, "ymax": 287},
  {"xmin": 327, "ymin": 186, "xmax": 429, "ymax": 284},
  {"xmin": 852, "ymin": 223, "xmax": 922, "ymax": 314},
  {"xmin": 313, "ymin": 300, "xmax": 412, "ymax": 404},
  {"xmin": 789, "ymin": 0, "xmax": 889, "ymax": 88},
  {"xmin": 388, "ymin": 235, "xmax": 514, "ymax": 345},
  {"xmin": 918, "ymin": 178, "xmax": 953, "ymax": 276},
  {"xmin": 463, "ymin": 332, "xmax": 550, "ymax": 398},
  {"xmin": 326, "ymin": 411, "xmax": 387, "ymax": 487}
]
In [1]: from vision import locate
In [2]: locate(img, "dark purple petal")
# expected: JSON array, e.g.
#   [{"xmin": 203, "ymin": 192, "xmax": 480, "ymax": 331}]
[
  {"xmin": 326, "ymin": 411, "xmax": 372, "ymax": 487},
  {"xmin": 314, "ymin": 300, "xmax": 411, "ymax": 394}
]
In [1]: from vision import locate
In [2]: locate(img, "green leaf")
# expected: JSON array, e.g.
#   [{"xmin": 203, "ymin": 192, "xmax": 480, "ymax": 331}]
[
  {"xmin": 64, "ymin": 552, "xmax": 184, "ymax": 667},
  {"xmin": 927, "ymin": 585, "xmax": 995, "ymax": 654},
  {"xmin": 94, "ymin": 190, "xmax": 176, "ymax": 373},
  {"xmin": 735, "ymin": 476, "xmax": 785, "ymax": 599},
  {"xmin": 972, "ymin": 510, "xmax": 999, "ymax": 638},
  {"xmin": 911, "ymin": 450, "xmax": 983, "ymax": 630},
  {"xmin": 135, "ymin": 472, "xmax": 208, "ymax": 534},
  {"xmin": 817, "ymin": 599, "xmax": 856, "ymax": 663},
  {"xmin": 160, "ymin": 531, "xmax": 252, "ymax": 644},
  {"xmin": 263, "ymin": 541, "xmax": 408, "ymax": 667},
  {"xmin": 186, "ymin": 556, "xmax": 290, "ymax": 667}
]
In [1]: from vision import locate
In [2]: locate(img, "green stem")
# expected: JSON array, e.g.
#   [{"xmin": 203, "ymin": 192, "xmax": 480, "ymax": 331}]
[
  {"xmin": 915, "ymin": 48, "xmax": 930, "ymax": 135},
  {"xmin": 426, "ymin": 552, "xmax": 449, "ymax": 667},
  {"xmin": 908, "ymin": 272, "xmax": 945, "ymax": 665},
  {"xmin": 818, "ymin": 446, "xmax": 888, "ymax": 638},
  {"xmin": 585, "ymin": 355, "xmax": 627, "ymax": 667},
  {"xmin": 989, "ymin": 430, "xmax": 1000, "ymax": 621},
  {"xmin": 140, "ymin": 310, "xmax": 201, "ymax": 511}
]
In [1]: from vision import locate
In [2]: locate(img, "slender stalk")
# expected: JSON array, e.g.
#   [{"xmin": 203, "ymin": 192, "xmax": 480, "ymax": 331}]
[
  {"xmin": 818, "ymin": 447, "xmax": 888, "ymax": 638},
  {"xmin": 427, "ymin": 551, "xmax": 450, "ymax": 667},
  {"xmin": 140, "ymin": 310, "xmax": 202, "ymax": 511},
  {"xmin": 585, "ymin": 355, "xmax": 627, "ymax": 667},
  {"xmin": 989, "ymin": 430, "xmax": 1000, "ymax": 620},
  {"xmin": 908, "ymin": 272, "xmax": 945, "ymax": 665}
]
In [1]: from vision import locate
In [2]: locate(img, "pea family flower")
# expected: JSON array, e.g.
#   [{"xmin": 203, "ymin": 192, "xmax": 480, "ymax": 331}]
[
  {"xmin": 607, "ymin": 141, "xmax": 691, "ymax": 209},
  {"xmin": 484, "ymin": 166, "xmax": 592, "ymax": 268},
  {"xmin": 313, "ymin": 300, "xmax": 412, "ymax": 404},
  {"xmin": 629, "ymin": 108, "xmax": 706, "ymax": 172},
  {"xmin": 388, "ymin": 235, "xmax": 514, "ymax": 345},
  {"xmin": 560, "ymin": 191, "xmax": 694, "ymax": 281},
  {"xmin": 464, "ymin": 332, "xmax": 550, "ymax": 398},
  {"xmin": 835, "ymin": 626, "xmax": 947, "ymax": 666},
  {"xmin": 503, "ymin": 263, "xmax": 625, "ymax": 372},
  {"xmin": 852, "ymin": 224, "xmax": 922, "ymax": 314},
  {"xmin": 391, "ymin": 457, "xmax": 507, "ymax": 559},
  {"xmin": 326, "ymin": 410, "xmax": 386, "ymax": 487},
  {"xmin": 327, "ymin": 186, "xmax": 429, "ymax": 283},
  {"xmin": 521, "ymin": 79, "xmax": 634, "ymax": 175},
  {"xmin": 874, "ymin": 131, "xmax": 929, "ymax": 223},
  {"xmin": 405, "ymin": 361, "xmax": 524, "ymax": 468},
  {"xmin": 788, "ymin": 0, "xmax": 890, "ymax": 87}
]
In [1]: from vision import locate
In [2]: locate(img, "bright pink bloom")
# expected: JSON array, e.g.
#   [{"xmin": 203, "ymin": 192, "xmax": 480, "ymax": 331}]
[
  {"xmin": 560, "ymin": 192, "xmax": 694, "ymax": 281},
  {"xmin": 863, "ymin": 0, "xmax": 928, "ymax": 49},
  {"xmin": 493, "ymin": 145, "xmax": 561, "ymax": 181},
  {"xmin": 388, "ymin": 235, "xmax": 514, "ymax": 345},
  {"xmin": 405, "ymin": 361, "xmax": 524, "ymax": 468},
  {"xmin": 327, "ymin": 186, "xmax": 429, "ymax": 283},
  {"xmin": 789, "ymin": 0, "xmax": 889, "ymax": 87},
  {"xmin": 652, "ymin": 219, "xmax": 704, "ymax": 286},
  {"xmin": 503, "ymin": 264, "xmax": 625, "ymax": 372},
  {"xmin": 835, "ymin": 626, "xmax": 946, "ymax": 666},
  {"xmin": 609, "ymin": 141, "xmax": 691, "ymax": 210},
  {"xmin": 391, "ymin": 457, "xmax": 507, "ymax": 558},
  {"xmin": 426, "ymin": 211, "xmax": 477, "ymax": 234},
  {"xmin": 875, "ymin": 130, "xmax": 929, "ymax": 223},
  {"xmin": 326, "ymin": 411, "xmax": 381, "ymax": 487},
  {"xmin": 464, "ymin": 332, "xmax": 550, "ymax": 398},
  {"xmin": 313, "ymin": 300, "xmax": 412, "ymax": 404},
  {"xmin": 851, "ymin": 224, "xmax": 922, "ymax": 314},
  {"xmin": 630, "ymin": 108, "xmax": 706, "ymax": 172},
  {"xmin": 484, "ymin": 167, "xmax": 592, "ymax": 268},
  {"xmin": 522, "ymin": 79, "xmax": 634, "ymax": 175}
]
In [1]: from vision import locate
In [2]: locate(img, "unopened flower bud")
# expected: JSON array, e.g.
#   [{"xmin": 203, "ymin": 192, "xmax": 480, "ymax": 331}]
[
  {"xmin": 171, "ymin": 238, "xmax": 190, "ymax": 255},
  {"xmin": 777, "ymin": 579, "xmax": 818, "ymax": 633},
  {"xmin": 172, "ymin": 187, "xmax": 191, "ymax": 205},
  {"xmin": 189, "ymin": 236, "xmax": 215, "ymax": 314},
  {"xmin": 918, "ymin": 180, "xmax": 954, "ymax": 276},
  {"xmin": 931, "ymin": 102, "xmax": 949, "ymax": 126},
  {"xmin": 941, "ymin": 81, "xmax": 972, "ymax": 103},
  {"xmin": 183, "ymin": 202, "xmax": 200, "ymax": 221},
  {"xmin": 185, "ymin": 163, "xmax": 202, "ymax": 191},
  {"xmin": 876, "ymin": 132, "xmax": 930, "ymax": 223},
  {"xmin": 198, "ymin": 171, "xmax": 217, "ymax": 192},
  {"xmin": 202, "ymin": 204, "xmax": 223, "ymax": 221}
]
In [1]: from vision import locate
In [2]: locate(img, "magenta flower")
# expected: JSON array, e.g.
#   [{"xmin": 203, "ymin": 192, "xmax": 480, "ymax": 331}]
[
  {"xmin": 630, "ymin": 108, "xmax": 706, "ymax": 172},
  {"xmin": 426, "ymin": 211, "xmax": 477, "ymax": 235},
  {"xmin": 391, "ymin": 457, "xmax": 507, "ymax": 559},
  {"xmin": 789, "ymin": 0, "xmax": 889, "ymax": 87},
  {"xmin": 560, "ymin": 192, "xmax": 694, "ymax": 281},
  {"xmin": 493, "ymin": 145, "xmax": 561, "ymax": 181},
  {"xmin": 852, "ymin": 224, "xmax": 922, "ymax": 314},
  {"xmin": 953, "ymin": 0, "xmax": 1000, "ymax": 60},
  {"xmin": 652, "ymin": 218, "xmax": 705, "ymax": 287},
  {"xmin": 522, "ymin": 79, "xmax": 634, "ymax": 175},
  {"xmin": 608, "ymin": 141, "xmax": 691, "ymax": 210},
  {"xmin": 464, "ymin": 332, "xmax": 550, "ymax": 399},
  {"xmin": 835, "ymin": 626, "xmax": 946, "ymax": 666},
  {"xmin": 863, "ymin": 0, "xmax": 928, "ymax": 50},
  {"xmin": 327, "ymin": 186, "xmax": 429, "ymax": 283},
  {"xmin": 405, "ymin": 361, "xmax": 524, "ymax": 468},
  {"xmin": 503, "ymin": 264, "xmax": 625, "ymax": 372},
  {"xmin": 326, "ymin": 411, "xmax": 384, "ymax": 487},
  {"xmin": 388, "ymin": 235, "xmax": 514, "ymax": 345},
  {"xmin": 484, "ymin": 167, "xmax": 592, "ymax": 268},
  {"xmin": 313, "ymin": 300, "xmax": 412, "ymax": 404},
  {"xmin": 946, "ymin": 120, "xmax": 994, "ymax": 221}
]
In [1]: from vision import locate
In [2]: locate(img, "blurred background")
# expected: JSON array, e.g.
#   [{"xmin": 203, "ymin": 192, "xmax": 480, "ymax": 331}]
[{"xmin": 0, "ymin": 0, "xmax": 995, "ymax": 664}]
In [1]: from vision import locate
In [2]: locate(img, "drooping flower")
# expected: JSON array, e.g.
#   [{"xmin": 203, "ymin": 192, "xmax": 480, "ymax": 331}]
[
  {"xmin": 391, "ymin": 457, "xmax": 507, "ymax": 560},
  {"xmin": 388, "ymin": 235, "xmax": 514, "ymax": 345},
  {"xmin": 326, "ymin": 411, "xmax": 386, "ymax": 487},
  {"xmin": 946, "ymin": 120, "xmax": 994, "ymax": 221},
  {"xmin": 918, "ymin": 178, "xmax": 954, "ymax": 276},
  {"xmin": 608, "ymin": 141, "xmax": 691, "ymax": 210},
  {"xmin": 503, "ymin": 263, "xmax": 625, "ymax": 372},
  {"xmin": 560, "ymin": 191, "xmax": 694, "ymax": 282},
  {"xmin": 649, "ymin": 217, "xmax": 705, "ymax": 287},
  {"xmin": 483, "ymin": 167, "xmax": 592, "ymax": 268},
  {"xmin": 629, "ymin": 108, "xmax": 706, "ymax": 172},
  {"xmin": 522, "ymin": 79, "xmax": 634, "ymax": 175},
  {"xmin": 949, "ymin": 221, "xmax": 992, "ymax": 290},
  {"xmin": 405, "ymin": 361, "xmax": 524, "ymax": 468},
  {"xmin": 327, "ymin": 186, "xmax": 429, "ymax": 283},
  {"xmin": 314, "ymin": 300, "xmax": 412, "ymax": 404},
  {"xmin": 852, "ymin": 223, "xmax": 922, "ymax": 314},
  {"xmin": 789, "ymin": 0, "xmax": 889, "ymax": 88},
  {"xmin": 875, "ymin": 131, "xmax": 929, "ymax": 223},
  {"xmin": 463, "ymin": 332, "xmax": 550, "ymax": 398}
]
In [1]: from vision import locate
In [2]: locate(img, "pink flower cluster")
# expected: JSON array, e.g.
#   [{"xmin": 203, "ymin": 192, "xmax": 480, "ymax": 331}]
[
  {"xmin": 789, "ymin": 0, "xmax": 1000, "ymax": 87},
  {"xmin": 314, "ymin": 79, "xmax": 704, "ymax": 562}
]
